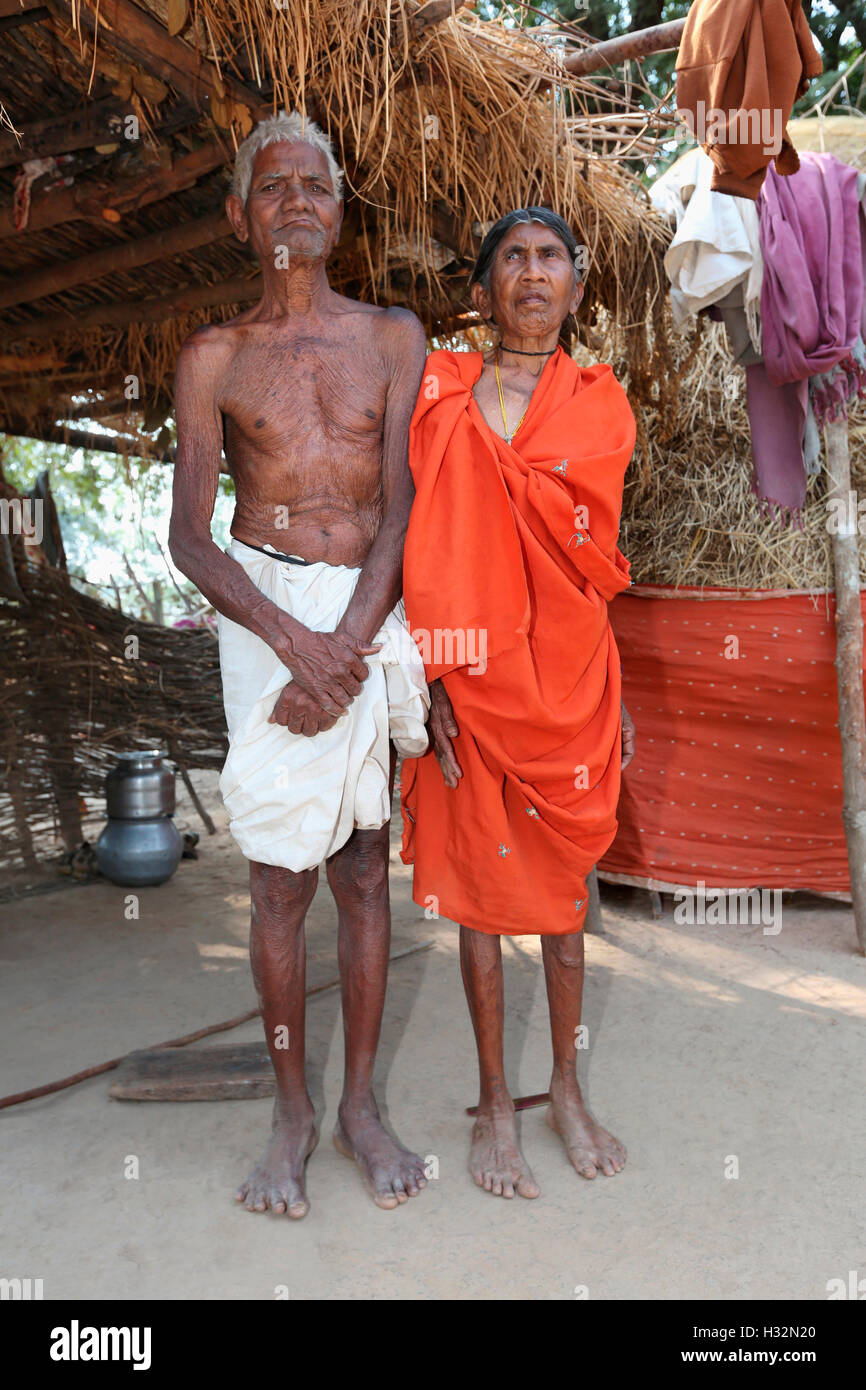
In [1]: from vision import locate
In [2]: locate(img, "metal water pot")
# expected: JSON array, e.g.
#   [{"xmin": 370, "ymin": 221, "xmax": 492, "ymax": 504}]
[
  {"xmin": 105, "ymin": 750, "xmax": 176, "ymax": 819},
  {"xmin": 96, "ymin": 751, "xmax": 183, "ymax": 887}
]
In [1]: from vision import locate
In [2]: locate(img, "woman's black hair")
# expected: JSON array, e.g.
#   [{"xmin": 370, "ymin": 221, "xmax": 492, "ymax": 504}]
[{"xmin": 469, "ymin": 206, "xmax": 584, "ymax": 350}]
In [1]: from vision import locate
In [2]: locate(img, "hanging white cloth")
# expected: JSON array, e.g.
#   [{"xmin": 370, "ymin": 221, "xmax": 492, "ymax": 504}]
[{"xmin": 649, "ymin": 146, "xmax": 763, "ymax": 352}]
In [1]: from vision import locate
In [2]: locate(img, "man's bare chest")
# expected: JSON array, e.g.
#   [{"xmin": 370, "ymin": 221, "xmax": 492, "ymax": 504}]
[{"xmin": 221, "ymin": 336, "xmax": 389, "ymax": 448}]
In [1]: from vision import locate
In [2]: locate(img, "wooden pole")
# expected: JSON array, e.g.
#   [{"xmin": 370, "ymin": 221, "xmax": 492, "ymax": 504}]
[
  {"xmin": 583, "ymin": 865, "xmax": 603, "ymax": 933},
  {"xmin": 0, "ymin": 419, "xmax": 176, "ymax": 464},
  {"xmin": 0, "ymin": 138, "xmax": 225, "ymax": 238},
  {"xmin": 563, "ymin": 18, "xmax": 687, "ymax": 77},
  {"xmin": 0, "ymin": 98, "xmax": 135, "ymax": 168},
  {"xmin": 151, "ymin": 578, "xmax": 164, "ymax": 627},
  {"xmin": 8, "ymin": 273, "xmax": 262, "ymax": 344},
  {"xmin": 825, "ymin": 415, "xmax": 866, "ymax": 954},
  {"xmin": 44, "ymin": 0, "xmax": 265, "ymax": 114},
  {"xmin": 0, "ymin": 209, "xmax": 231, "ymax": 310}
]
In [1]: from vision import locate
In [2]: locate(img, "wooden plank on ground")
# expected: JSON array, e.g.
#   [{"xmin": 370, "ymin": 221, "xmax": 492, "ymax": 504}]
[{"xmin": 109, "ymin": 1042, "xmax": 275, "ymax": 1101}]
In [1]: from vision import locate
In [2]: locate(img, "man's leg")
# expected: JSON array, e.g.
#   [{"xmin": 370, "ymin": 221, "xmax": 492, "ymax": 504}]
[
  {"xmin": 235, "ymin": 861, "xmax": 319, "ymax": 1217},
  {"xmin": 460, "ymin": 925, "xmax": 540, "ymax": 1199},
  {"xmin": 328, "ymin": 820, "xmax": 428, "ymax": 1209},
  {"xmin": 541, "ymin": 930, "xmax": 626, "ymax": 1178}
]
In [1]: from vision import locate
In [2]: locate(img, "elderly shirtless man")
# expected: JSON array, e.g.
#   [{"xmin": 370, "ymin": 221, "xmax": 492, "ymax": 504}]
[{"xmin": 169, "ymin": 112, "xmax": 430, "ymax": 1218}]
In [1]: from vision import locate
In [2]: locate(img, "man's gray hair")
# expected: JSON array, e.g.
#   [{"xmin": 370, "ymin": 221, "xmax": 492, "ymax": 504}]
[{"xmin": 231, "ymin": 110, "xmax": 344, "ymax": 205}]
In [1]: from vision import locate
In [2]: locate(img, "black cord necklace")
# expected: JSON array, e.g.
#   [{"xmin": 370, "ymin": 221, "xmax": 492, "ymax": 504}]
[{"xmin": 498, "ymin": 343, "xmax": 558, "ymax": 357}]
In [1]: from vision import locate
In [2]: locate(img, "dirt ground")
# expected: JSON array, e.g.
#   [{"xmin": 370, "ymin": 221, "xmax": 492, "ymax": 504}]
[{"xmin": 2, "ymin": 771, "xmax": 865, "ymax": 1301}]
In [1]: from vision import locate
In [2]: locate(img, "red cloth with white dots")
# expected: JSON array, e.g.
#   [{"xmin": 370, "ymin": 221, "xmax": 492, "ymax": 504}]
[{"xmin": 601, "ymin": 585, "xmax": 849, "ymax": 893}]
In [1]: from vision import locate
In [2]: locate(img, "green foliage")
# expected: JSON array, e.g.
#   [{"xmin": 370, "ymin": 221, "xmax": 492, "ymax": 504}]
[
  {"xmin": 481, "ymin": 1, "xmax": 862, "ymax": 107},
  {"xmin": 0, "ymin": 431, "xmax": 233, "ymax": 624}
]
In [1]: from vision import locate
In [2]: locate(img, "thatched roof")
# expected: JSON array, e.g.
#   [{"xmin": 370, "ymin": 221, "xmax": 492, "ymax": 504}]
[{"xmin": 0, "ymin": 0, "xmax": 675, "ymax": 461}]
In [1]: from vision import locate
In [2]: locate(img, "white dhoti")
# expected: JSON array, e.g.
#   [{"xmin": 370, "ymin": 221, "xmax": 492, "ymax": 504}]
[{"xmin": 217, "ymin": 538, "xmax": 429, "ymax": 871}]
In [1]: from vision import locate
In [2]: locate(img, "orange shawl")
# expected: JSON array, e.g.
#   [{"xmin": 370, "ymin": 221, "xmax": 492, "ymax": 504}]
[{"xmin": 400, "ymin": 347, "xmax": 635, "ymax": 935}]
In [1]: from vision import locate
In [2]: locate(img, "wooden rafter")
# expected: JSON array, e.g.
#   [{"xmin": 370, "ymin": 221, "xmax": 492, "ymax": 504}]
[
  {"xmin": 0, "ymin": 3, "xmax": 48, "ymax": 33},
  {"xmin": 0, "ymin": 97, "xmax": 140, "ymax": 167},
  {"xmin": 0, "ymin": 139, "xmax": 226, "ymax": 237},
  {"xmin": 0, "ymin": 0, "xmax": 45, "ymax": 16},
  {"xmin": 44, "ymin": 0, "xmax": 267, "ymax": 115},
  {"xmin": 0, "ymin": 413, "xmax": 176, "ymax": 462},
  {"xmin": 7, "ymin": 272, "xmax": 262, "ymax": 343},
  {"xmin": 563, "ymin": 19, "xmax": 687, "ymax": 77},
  {"xmin": 0, "ymin": 207, "xmax": 231, "ymax": 310}
]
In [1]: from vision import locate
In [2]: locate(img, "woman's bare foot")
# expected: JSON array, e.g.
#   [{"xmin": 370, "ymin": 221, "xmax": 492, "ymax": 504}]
[
  {"xmin": 333, "ymin": 1099, "xmax": 428, "ymax": 1210},
  {"xmin": 235, "ymin": 1101, "xmax": 318, "ymax": 1217},
  {"xmin": 546, "ymin": 1075, "xmax": 626, "ymax": 1179},
  {"xmin": 469, "ymin": 1100, "xmax": 540, "ymax": 1199}
]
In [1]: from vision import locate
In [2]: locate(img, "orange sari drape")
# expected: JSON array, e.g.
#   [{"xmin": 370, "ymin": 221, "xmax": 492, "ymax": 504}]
[{"xmin": 400, "ymin": 346, "xmax": 635, "ymax": 934}]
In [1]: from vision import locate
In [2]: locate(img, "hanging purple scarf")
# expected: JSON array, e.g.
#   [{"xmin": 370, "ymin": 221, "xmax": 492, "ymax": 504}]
[{"xmin": 750, "ymin": 152, "xmax": 866, "ymax": 523}]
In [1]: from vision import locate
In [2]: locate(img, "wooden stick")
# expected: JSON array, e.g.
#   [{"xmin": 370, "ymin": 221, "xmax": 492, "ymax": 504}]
[
  {"xmin": 44, "ymin": 0, "xmax": 265, "ymax": 114},
  {"xmin": 0, "ymin": 138, "xmax": 225, "ymax": 238},
  {"xmin": 0, "ymin": 208, "xmax": 231, "ymax": 310},
  {"xmin": 563, "ymin": 18, "xmax": 687, "ymax": 77},
  {"xmin": 8, "ymin": 273, "xmax": 262, "ymax": 344},
  {"xmin": 0, "ymin": 940, "xmax": 436, "ymax": 1110},
  {"xmin": 177, "ymin": 762, "xmax": 216, "ymax": 836},
  {"xmin": 825, "ymin": 416, "xmax": 866, "ymax": 955},
  {"xmin": 0, "ymin": 98, "xmax": 134, "ymax": 168},
  {"xmin": 583, "ymin": 864, "xmax": 603, "ymax": 934},
  {"xmin": 467, "ymin": 1092, "xmax": 549, "ymax": 1116},
  {"xmin": 0, "ymin": 417, "xmax": 175, "ymax": 463}
]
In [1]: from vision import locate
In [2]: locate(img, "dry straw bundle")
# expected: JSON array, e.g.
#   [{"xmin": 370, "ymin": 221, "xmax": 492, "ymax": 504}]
[{"xmin": 599, "ymin": 315, "xmax": 866, "ymax": 592}]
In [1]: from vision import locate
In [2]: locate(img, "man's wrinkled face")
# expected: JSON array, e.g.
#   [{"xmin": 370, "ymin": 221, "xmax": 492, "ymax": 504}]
[
  {"xmin": 227, "ymin": 140, "xmax": 342, "ymax": 264},
  {"xmin": 472, "ymin": 221, "xmax": 583, "ymax": 338}
]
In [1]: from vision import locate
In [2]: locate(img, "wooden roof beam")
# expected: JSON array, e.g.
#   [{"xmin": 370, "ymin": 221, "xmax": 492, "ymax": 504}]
[
  {"xmin": 0, "ymin": 94, "xmax": 203, "ymax": 170},
  {"xmin": 44, "ymin": 0, "xmax": 267, "ymax": 116},
  {"xmin": 0, "ymin": 138, "xmax": 226, "ymax": 238},
  {"xmin": 0, "ymin": 0, "xmax": 46, "ymax": 16},
  {"xmin": 0, "ymin": 207, "xmax": 232, "ymax": 310},
  {"xmin": 0, "ymin": 415, "xmax": 176, "ymax": 462},
  {"xmin": 562, "ymin": 19, "xmax": 687, "ymax": 77},
  {"xmin": 5, "ymin": 272, "xmax": 262, "ymax": 343},
  {"xmin": 0, "ymin": 97, "xmax": 142, "ymax": 168},
  {"xmin": 0, "ymin": 2, "xmax": 48, "ymax": 33}
]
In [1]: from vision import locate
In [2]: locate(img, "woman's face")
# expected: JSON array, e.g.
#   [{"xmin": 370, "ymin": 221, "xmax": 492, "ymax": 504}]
[{"xmin": 471, "ymin": 221, "xmax": 584, "ymax": 340}]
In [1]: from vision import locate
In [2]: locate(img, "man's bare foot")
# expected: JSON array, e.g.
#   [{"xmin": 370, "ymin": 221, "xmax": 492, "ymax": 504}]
[
  {"xmin": 469, "ymin": 1100, "xmax": 540, "ymax": 1199},
  {"xmin": 235, "ymin": 1102, "xmax": 318, "ymax": 1217},
  {"xmin": 333, "ymin": 1100, "xmax": 427, "ymax": 1210},
  {"xmin": 546, "ymin": 1076, "xmax": 626, "ymax": 1179}
]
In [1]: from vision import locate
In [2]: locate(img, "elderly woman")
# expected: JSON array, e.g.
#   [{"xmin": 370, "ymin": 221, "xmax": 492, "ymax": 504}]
[{"xmin": 401, "ymin": 208, "xmax": 636, "ymax": 1198}]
